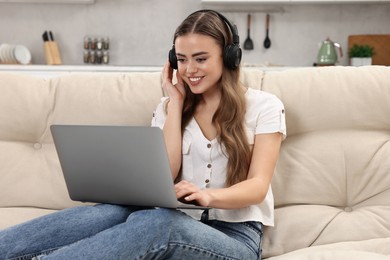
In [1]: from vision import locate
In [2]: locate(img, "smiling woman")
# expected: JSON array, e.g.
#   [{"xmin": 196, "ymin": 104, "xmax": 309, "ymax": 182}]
[{"xmin": 157, "ymin": 9, "xmax": 286, "ymax": 259}]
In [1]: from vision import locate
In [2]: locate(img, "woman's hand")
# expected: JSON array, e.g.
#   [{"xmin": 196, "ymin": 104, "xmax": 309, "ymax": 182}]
[
  {"xmin": 175, "ymin": 180, "xmax": 212, "ymax": 207},
  {"xmin": 162, "ymin": 61, "xmax": 186, "ymax": 102}
]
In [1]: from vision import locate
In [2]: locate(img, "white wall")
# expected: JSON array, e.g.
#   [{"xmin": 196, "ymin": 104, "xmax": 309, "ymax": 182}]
[{"xmin": 1, "ymin": 0, "xmax": 389, "ymax": 67}]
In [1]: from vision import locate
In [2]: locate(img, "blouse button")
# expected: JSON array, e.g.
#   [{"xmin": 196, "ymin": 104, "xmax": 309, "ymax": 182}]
[
  {"xmin": 205, "ymin": 179, "xmax": 210, "ymax": 184},
  {"xmin": 207, "ymin": 164, "xmax": 212, "ymax": 168},
  {"xmin": 207, "ymin": 143, "xmax": 211, "ymax": 148}
]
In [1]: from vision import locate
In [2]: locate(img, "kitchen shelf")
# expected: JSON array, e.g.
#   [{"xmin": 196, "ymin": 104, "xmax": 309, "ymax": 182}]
[
  {"xmin": 0, "ymin": 65, "xmax": 161, "ymax": 78},
  {"xmin": 0, "ymin": 64, "xmax": 161, "ymax": 73},
  {"xmin": 0, "ymin": 64, "xmax": 297, "ymax": 78}
]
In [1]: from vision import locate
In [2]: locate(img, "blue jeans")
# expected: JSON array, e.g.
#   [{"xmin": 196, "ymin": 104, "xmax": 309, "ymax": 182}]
[{"xmin": 0, "ymin": 204, "xmax": 263, "ymax": 260}]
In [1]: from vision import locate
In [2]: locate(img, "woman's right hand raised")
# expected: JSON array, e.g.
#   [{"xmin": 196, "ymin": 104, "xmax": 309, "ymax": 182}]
[{"xmin": 162, "ymin": 61, "xmax": 186, "ymax": 103}]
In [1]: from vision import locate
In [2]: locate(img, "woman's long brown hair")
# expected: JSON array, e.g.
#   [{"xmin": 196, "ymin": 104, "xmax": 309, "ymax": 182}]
[{"xmin": 173, "ymin": 11, "xmax": 251, "ymax": 187}]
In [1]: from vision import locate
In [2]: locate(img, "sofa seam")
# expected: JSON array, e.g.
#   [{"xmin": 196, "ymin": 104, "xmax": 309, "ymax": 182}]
[{"xmin": 260, "ymin": 70, "xmax": 266, "ymax": 90}]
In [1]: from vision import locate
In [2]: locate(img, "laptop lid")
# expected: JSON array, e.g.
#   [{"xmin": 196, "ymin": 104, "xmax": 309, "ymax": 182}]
[{"xmin": 51, "ymin": 125, "xmax": 207, "ymax": 209}]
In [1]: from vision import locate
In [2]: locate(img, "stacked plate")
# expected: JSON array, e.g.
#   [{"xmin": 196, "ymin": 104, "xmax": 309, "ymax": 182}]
[{"xmin": 0, "ymin": 44, "xmax": 32, "ymax": 65}]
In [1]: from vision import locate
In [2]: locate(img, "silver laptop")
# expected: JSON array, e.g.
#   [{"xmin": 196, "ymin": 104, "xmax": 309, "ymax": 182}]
[{"xmin": 51, "ymin": 125, "xmax": 208, "ymax": 210}]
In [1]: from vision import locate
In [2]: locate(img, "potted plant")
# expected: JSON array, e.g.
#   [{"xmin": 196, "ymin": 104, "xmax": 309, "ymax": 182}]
[{"xmin": 348, "ymin": 44, "xmax": 374, "ymax": 66}]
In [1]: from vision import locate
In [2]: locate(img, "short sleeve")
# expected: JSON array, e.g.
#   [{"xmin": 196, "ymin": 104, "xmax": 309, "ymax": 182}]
[
  {"xmin": 255, "ymin": 94, "xmax": 286, "ymax": 140},
  {"xmin": 151, "ymin": 97, "xmax": 169, "ymax": 129}
]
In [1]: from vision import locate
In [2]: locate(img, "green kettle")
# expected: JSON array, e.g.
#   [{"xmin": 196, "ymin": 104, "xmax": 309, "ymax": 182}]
[{"xmin": 317, "ymin": 37, "xmax": 343, "ymax": 65}]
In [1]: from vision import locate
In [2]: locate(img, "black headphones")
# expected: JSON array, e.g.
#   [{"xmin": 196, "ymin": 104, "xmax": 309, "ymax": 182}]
[{"xmin": 169, "ymin": 9, "xmax": 242, "ymax": 70}]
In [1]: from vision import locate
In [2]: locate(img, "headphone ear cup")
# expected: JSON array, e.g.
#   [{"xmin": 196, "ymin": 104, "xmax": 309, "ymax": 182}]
[
  {"xmin": 224, "ymin": 44, "xmax": 242, "ymax": 70},
  {"xmin": 168, "ymin": 47, "xmax": 178, "ymax": 70}
]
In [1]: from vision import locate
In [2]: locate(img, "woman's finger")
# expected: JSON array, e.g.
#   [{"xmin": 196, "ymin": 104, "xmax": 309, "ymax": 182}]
[{"xmin": 161, "ymin": 61, "xmax": 173, "ymax": 87}]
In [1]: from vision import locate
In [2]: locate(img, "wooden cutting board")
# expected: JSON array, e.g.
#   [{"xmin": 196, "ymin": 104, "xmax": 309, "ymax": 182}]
[{"xmin": 348, "ymin": 35, "xmax": 390, "ymax": 66}]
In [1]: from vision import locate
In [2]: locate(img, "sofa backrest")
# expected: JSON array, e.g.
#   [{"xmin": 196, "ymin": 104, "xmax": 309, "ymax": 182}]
[
  {"xmin": 0, "ymin": 72, "xmax": 163, "ymax": 210},
  {"xmin": 260, "ymin": 66, "xmax": 390, "ymax": 257}
]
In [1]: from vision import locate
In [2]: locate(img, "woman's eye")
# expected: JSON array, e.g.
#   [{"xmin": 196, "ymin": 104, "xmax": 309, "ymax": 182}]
[
  {"xmin": 196, "ymin": 58, "xmax": 207, "ymax": 63},
  {"xmin": 177, "ymin": 58, "xmax": 186, "ymax": 63}
]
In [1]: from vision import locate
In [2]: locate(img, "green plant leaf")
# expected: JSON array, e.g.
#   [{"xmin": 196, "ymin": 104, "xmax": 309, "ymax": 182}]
[{"xmin": 348, "ymin": 44, "xmax": 374, "ymax": 58}]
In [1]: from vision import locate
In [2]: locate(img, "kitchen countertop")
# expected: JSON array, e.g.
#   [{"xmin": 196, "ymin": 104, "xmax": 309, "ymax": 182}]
[
  {"xmin": 0, "ymin": 65, "xmax": 164, "ymax": 78},
  {"xmin": 0, "ymin": 64, "xmax": 163, "ymax": 72},
  {"xmin": 0, "ymin": 64, "xmax": 303, "ymax": 78}
]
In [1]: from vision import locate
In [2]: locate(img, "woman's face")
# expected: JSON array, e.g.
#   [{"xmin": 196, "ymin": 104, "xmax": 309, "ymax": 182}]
[{"xmin": 174, "ymin": 33, "xmax": 224, "ymax": 95}]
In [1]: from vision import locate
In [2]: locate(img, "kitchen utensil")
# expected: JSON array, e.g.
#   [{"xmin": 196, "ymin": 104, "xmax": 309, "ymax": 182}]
[
  {"xmin": 42, "ymin": 30, "xmax": 62, "ymax": 65},
  {"xmin": 42, "ymin": 31, "xmax": 49, "ymax": 42},
  {"xmin": 263, "ymin": 14, "xmax": 271, "ymax": 49},
  {"xmin": 317, "ymin": 37, "xmax": 343, "ymax": 65},
  {"xmin": 244, "ymin": 14, "xmax": 254, "ymax": 50},
  {"xmin": 49, "ymin": 31, "xmax": 54, "ymax": 41}
]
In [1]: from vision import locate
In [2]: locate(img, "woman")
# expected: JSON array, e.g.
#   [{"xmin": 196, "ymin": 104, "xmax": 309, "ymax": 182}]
[{"xmin": 0, "ymin": 10, "xmax": 285, "ymax": 260}]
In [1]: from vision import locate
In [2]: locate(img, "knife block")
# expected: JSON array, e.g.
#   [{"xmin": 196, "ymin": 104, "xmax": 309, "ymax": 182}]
[{"xmin": 44, "ymin": 41, "xmax": 62, "ymax": 65}]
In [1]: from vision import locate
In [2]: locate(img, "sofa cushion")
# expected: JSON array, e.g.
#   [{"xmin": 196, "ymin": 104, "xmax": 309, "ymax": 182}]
[
  {"xmin": 266, "ymin": 237, "xmax": 390, "ymax": 260},
  {"xmin": 240, "ymin": 68, "xmax": 264, "ymax": 90},
  {"xmin": 0, "ymin": 73, "xmax": 52, "ymax": 142},
  {"xmin": 0, "ymin": 72, "xmax": 163, "ymax": 211},
  {"xmin": 262, "ymin": 66, "xmax": 390, "ymax": 135},
  {"xmin": 48, "ymin": 72, "xmax": 163, "ymax": 133},
  {"xmin": 260, "ymin": 66, "xmax": 390, "ymax": 257}
]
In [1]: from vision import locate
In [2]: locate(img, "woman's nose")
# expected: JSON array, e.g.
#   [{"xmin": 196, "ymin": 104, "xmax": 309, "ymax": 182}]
[{"xmin": 186, "ymin": 60, "xmax": 197, "ymax": 74}]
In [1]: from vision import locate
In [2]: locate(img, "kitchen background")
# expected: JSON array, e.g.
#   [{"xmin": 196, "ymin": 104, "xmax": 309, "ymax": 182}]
[{"xmin": 1, "ymin": 0, "xmax": 390, "ymax": 67}]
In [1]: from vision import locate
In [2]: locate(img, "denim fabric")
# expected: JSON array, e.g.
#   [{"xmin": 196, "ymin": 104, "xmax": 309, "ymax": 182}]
[{"xmin": 0, "ymin": 204, "xmax": 263, "ymax": 260}]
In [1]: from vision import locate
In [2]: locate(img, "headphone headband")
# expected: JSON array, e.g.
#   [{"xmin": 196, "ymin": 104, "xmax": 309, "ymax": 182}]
[
  {"xmin": 169, "ymin": 9, "xmax": 242, "ymax": 70},
  {"xmin": 188, "ymin": 9, "xmax": 240, "ymax": 45}
]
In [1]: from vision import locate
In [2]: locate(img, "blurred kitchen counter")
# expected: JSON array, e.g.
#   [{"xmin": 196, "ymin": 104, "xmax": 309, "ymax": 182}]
[
  {"xmin": 0, "ymin": 64, "xmax": 309, "ymax": 78},
  {"xmin": 0, "ymin": 65, "xmax": 163, "ymax": 77}
]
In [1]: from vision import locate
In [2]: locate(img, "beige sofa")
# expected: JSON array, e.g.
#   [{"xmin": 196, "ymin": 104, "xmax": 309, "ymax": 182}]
[{"xmin": 0, "ymin": 66, "xmax": 389, "ymax": 259}]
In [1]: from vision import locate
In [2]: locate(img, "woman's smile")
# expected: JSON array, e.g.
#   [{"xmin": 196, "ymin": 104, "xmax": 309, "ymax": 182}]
[{"xmin": 188, "ymin": 76, "xmax": 204, "ymax": 86}]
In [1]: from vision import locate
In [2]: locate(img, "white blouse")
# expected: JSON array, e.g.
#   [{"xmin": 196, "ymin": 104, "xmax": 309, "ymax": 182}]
[{"xmin": 151, "ymin": 88, "xmax": 286, "ymax": 226}]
